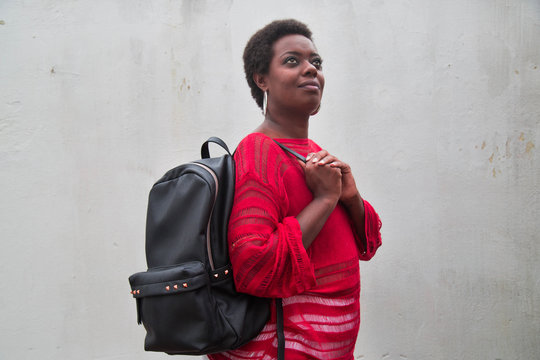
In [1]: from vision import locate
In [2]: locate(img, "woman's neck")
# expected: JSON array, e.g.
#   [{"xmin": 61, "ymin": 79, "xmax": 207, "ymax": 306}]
[{"xmin": 255, "ymin": 111, "xmax": 310, "ymax": 139}]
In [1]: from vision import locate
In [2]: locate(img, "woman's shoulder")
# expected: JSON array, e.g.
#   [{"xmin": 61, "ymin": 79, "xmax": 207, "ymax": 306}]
[
  {"xmin": 235, "ymin": 132, "xmax": 280, "ymax": 159},
  {"xmin": 234, "ymin": 133, "xmax": 293, "ymax": 181},
  {"xmin": 237, "ymin": 132, "xmax": 274, "ymax": 149}
]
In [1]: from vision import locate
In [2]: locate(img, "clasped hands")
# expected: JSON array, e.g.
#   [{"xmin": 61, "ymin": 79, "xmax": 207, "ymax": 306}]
[{"xmin": 300, "ymin": 150, "xmax": 360, "ymax": 206}]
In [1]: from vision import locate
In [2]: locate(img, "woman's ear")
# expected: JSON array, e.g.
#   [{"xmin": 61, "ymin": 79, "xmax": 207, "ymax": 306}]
[{"xmin": 253, "ymin": 73, "xmax": 268, "ymax": 92}]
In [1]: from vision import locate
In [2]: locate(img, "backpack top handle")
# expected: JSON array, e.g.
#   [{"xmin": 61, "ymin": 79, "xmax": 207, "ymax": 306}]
[{"xmin": 201, "ymin": 137, "xmax": 232, "ymax": 159}]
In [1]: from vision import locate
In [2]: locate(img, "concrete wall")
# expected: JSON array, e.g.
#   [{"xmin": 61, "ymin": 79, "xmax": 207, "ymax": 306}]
[{"xmin": 1, "ymin": 1, "xmax": 538, "ymax": 359}]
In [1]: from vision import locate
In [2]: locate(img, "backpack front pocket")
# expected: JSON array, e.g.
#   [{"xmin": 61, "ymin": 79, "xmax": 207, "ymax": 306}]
[{"xmin": 129, "ymin": 261, "xmax": 234, "ymax": 354}]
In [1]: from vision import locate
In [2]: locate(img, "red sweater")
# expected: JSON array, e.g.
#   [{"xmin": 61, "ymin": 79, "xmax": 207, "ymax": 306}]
[{"xmin": 209, "ymin": 133, "xmax": 382, "ymax": 360}]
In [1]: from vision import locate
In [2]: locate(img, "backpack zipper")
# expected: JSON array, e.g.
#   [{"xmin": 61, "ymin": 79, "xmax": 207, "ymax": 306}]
[{"xmin": 192, "ymin": 162, "xmax": 219, "ymax": 271}]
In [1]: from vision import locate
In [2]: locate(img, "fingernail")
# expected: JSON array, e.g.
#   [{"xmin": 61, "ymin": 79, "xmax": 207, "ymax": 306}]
[
  {"xmin": 306, "ymin": 154, "xmax": 312, "ymax": 161},
  {"xmin": 312, "ymin": 158, "xmax": 318, "ymax": 163}
]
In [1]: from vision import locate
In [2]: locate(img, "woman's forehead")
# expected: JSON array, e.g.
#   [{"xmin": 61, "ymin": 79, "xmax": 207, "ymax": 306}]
[{"xmin": 273, "ymin": 34, "xmax": 318, "ymax": 57}]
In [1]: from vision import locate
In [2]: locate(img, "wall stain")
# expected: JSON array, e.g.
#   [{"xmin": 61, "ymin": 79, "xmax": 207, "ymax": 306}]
[
  {"xmin": 478, "ymin": 132, "xmax": 534, "ymax": 178},
  {"xmin": 49, "ymin": 66, "xmax": 80, "ymax": 77},
  {"xmin": 505, "ymin": 138, "xmax": 511, "ymax": 158},
  {"xmin": 0, "ymin": 20, "xmax": 5, "ymax": 25},
  {"xmin": 179, "ymin": 78, "xmax": 191, "ymax": 92}
]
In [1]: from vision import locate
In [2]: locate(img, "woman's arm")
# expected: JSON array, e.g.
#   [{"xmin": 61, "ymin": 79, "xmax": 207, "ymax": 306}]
[
  {"xmin": 297, "ymin": 153, "xmax": 342, "ymax": 248},
  {"xmin": 340, "ymin": 192, "xmax": 367, "ymax": 254},
  {"xmin": 307, "ymin": 150, "xmax": 380, "ymax": 257}
]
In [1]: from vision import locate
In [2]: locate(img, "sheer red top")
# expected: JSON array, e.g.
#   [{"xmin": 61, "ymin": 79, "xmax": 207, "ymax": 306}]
[{"xmin": 208, "ymin": 133, "xmax": 382, "ymax": 360}]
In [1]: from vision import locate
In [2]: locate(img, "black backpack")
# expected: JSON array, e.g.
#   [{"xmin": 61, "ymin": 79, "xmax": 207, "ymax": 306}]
[{"xmin": 128, "ymin": 137, "xmax": 271, "ymax": 355}]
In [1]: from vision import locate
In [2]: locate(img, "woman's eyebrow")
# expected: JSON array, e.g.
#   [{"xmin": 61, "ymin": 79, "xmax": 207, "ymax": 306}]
[{"xmin": 279, "ymin": 50, "xmax": 321, "ymax": 58}]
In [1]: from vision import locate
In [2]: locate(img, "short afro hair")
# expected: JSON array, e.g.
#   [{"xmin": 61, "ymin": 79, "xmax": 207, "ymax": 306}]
[{"xmin": 243, "ymin": 19, "xmax": 313, "ymax": 109}]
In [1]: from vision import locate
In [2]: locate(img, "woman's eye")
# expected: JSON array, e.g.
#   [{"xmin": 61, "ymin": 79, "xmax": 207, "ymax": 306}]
[
  {"xmin": 312, "ymin": 58, "xmax": 323, "ymax": 69},
  {"xmin": 285, "ymin": 57, "xmax": 298, "ymax": 64}
]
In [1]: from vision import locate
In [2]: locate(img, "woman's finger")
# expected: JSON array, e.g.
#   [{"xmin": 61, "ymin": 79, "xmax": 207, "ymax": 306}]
[
  {"xmin": 317, "ymin": 155, "xmax": 338, "ymax": 166},
  {"xmin": 329, "ymin": 161, "xmax": 351, "ymax": 173},
  {"xmin": 309, "ymin": 150, "xmax": 329, "ymax": 163}
]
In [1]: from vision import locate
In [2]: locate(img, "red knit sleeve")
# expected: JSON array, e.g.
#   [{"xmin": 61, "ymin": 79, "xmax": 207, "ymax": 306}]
[
  {"xmin": 228, "ymin": 135, "xmax": 316, "ymax": 298},
  {"xmin": 358, "ymin": 199, "xmax": 382, "ymax": 260}
]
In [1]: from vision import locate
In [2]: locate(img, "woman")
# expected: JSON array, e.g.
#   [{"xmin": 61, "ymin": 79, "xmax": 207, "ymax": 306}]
[{"xmin": 209, "ymin": 19, "xmax": 381, "ymax": 360}]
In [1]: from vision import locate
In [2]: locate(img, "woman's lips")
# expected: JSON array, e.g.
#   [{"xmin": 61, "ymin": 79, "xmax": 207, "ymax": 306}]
[{"xmin": 299, "ymin": 81, "xmax": 320, "ymax": 91}]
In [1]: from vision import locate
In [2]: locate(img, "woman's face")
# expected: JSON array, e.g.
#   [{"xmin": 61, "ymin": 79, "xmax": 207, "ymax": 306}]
[{"xmin": 258, "ymin": 34, "xmax": 324, "ymax": 115}]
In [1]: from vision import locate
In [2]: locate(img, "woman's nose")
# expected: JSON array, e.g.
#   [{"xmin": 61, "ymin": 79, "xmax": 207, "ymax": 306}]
[{"xmin": 303, "ymin": 60, "xmax": 317, "ymax": 77}]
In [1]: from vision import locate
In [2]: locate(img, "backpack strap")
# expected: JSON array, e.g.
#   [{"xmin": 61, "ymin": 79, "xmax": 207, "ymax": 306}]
[
  {"xmin": 203, "ymin": 137, "xmax": 305, "ymax": 162},
  {"xmin": 276, "ymin": 299, "xmax": 285, "ymax": 360},
  {"xmin": 201, "ymin": 137, "xmax": 232, "ymax": 159},
  {"xmin": 273, "ymin": 140, "xmax": 307, "ymax": 163},
  {"xmin": 272, "ymin": 140, "xmax": 306, "ymax": 360}
]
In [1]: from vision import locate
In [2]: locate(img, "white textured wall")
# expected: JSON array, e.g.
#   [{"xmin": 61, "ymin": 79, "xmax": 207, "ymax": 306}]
[{"xmin": 1, "ymin": 1, "xmax": 539, "ymax": 359}]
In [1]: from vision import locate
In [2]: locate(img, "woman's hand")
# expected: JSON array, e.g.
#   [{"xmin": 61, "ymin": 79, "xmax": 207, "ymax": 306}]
[
  {"xmin": 306, "ymin": 150, "xmax": 360, "ymax": 205},
  {"xmin": 305, "ymin": 150, "xmax": 367, "ymax": 251},
  {"xmin": 302, "ymin": 150, "xmax": 342, "ymax": 204}
]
